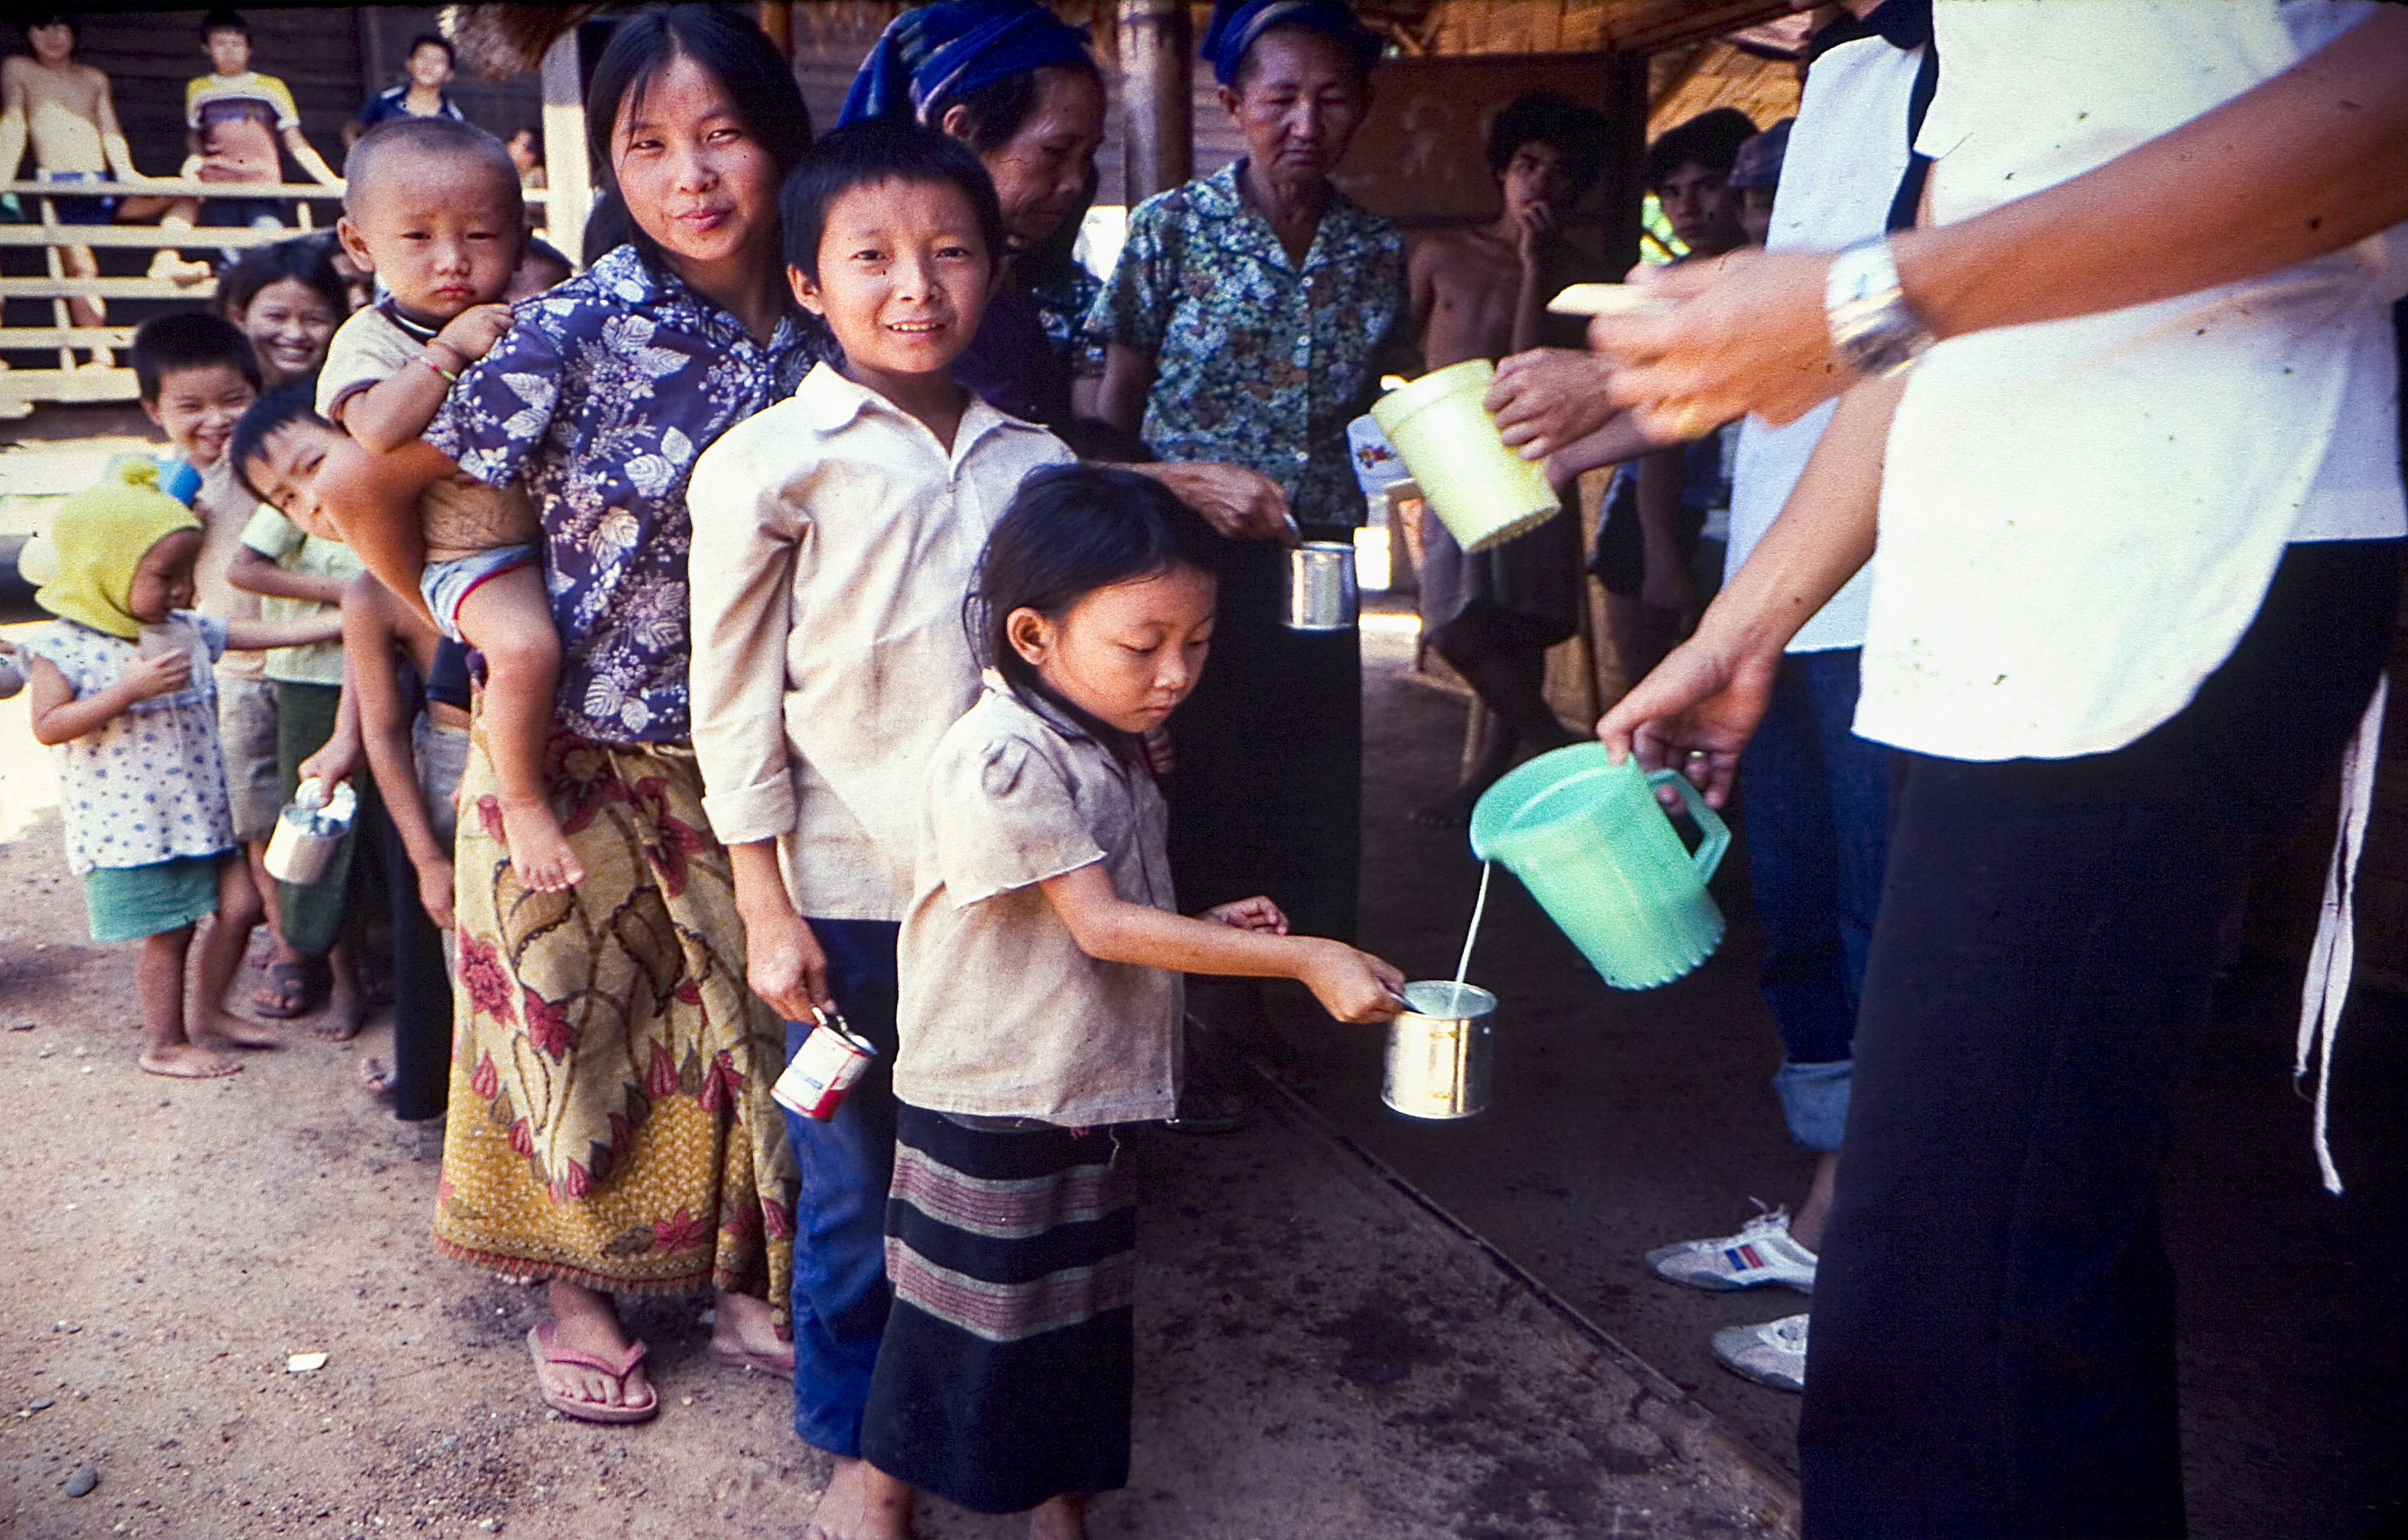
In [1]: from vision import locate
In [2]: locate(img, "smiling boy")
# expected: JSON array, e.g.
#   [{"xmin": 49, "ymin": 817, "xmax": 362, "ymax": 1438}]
[{"xmin": 685, "ymin": 120, "xmax": 1075, "ymax": 1539}]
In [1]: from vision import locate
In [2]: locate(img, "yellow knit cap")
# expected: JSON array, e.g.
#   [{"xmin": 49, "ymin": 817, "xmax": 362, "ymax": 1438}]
[{"xmin": 33, "ymin": 458, "xmax": 204, "ymax": 641}]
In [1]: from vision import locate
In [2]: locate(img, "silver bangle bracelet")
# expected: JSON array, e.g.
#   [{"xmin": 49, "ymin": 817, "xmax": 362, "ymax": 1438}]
[{"xmin": 1824, "ymin": 238, "xmax": 1934, "ymax": 378}]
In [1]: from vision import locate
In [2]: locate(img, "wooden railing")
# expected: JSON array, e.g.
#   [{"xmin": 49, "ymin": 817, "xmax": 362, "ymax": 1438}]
[{"xmin": 1, "ymin": 179, "xmax": 550, "ymax": 412}]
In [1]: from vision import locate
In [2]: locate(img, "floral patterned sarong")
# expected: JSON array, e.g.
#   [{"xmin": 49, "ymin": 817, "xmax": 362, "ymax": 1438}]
[{"xmin": 432, "ymin": 716, "xmax": 795, "ymax": 1304}]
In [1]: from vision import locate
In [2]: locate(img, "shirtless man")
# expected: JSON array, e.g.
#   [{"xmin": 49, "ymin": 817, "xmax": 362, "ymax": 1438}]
[
  {"xmin": 1404, "ymin": 94, "xmax": 1612, "ymax": 823},
  {"xmin": 0, "ymin": 13, "xmax": 154, "ymax": 366}
]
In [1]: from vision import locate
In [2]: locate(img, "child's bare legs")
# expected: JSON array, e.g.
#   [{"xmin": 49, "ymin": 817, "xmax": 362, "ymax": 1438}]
[
  {"xmin": 313, "ymin": 929, "xmax": 365, "ymax": 1043},
  {"xmin": 191, "ymin": 857, "xmax": 278, "ymax": 1050},
  {"xmin": 246, "ymin": 840, "xmax": 317, "ymax": 1017},
  {"xmin": 456, "ymin": 567, "xmax": 580, "ymax": 891},
  {"xmin": 1791, "ymin": 1150, "xmax": 1841, "ymax": 1254},
  {"xmin": 1028, "ymin": 1494, "xmax": 1086, "ymax": 1540},
  {"xmin": 136, "ymin": 922, "xmax": 239, "ymax": 1078},
  {"xmin": 807, "ymin": 1459, "xmax": 914, "ymax": 1540},
  {"xmin": 59, "ymin": 245, "xmax": 113, "ymax": 368},
  {"xmin": 1413, "ymin": 610, "xmax": 1582, "ymax": 828}
]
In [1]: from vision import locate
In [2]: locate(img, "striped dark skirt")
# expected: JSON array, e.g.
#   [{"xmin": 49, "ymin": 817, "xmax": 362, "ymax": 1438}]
[{"xmin": 860, "ymin": 1105, "xmax": 1136, "ymax": 1514}]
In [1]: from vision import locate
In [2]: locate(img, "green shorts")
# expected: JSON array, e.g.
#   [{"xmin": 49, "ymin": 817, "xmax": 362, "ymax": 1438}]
[{"xmin": 83, "ymin": 852, "xmax": 227, "ymax": 943}]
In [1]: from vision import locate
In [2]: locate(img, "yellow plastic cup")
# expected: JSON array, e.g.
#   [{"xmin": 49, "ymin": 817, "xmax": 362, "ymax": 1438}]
[{"xmin": 1369, "ymin": 359, "xmax": 1561, "ymax": 553}]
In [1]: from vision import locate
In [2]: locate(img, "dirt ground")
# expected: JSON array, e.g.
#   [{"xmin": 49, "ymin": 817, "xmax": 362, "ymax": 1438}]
[{"xmin": 0, "ymin": 596, "xmax": 1791, "ymax": 1539}]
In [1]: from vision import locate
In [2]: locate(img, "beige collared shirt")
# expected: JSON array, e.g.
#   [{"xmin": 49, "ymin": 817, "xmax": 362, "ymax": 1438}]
[
  {"xmin": 686, "ymin": 362, "xmax": 1074, "ymax": 920},
  {"xmin": 895, "ymin": 681, "xmax": 1182, "ymax": 1125}
]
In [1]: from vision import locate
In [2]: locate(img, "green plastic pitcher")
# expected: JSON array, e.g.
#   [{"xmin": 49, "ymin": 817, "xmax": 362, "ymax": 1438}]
[
  {"xmin": 1369, "ymin": 359, "xmax": 1561, "ymax": 553},
  {"xmin": 1469, "ymin": 742, "xmax": 1730, "ymax": 989}
]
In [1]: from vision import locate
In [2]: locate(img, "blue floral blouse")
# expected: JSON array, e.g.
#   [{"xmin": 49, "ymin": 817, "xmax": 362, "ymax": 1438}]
[
  {"xmin": 1087, "ymin": 160, "xmax": 1410, "ymax": 527},
  {"xmin": 425, "ymin": 245, "xmax": 828, "ymax": 745}
]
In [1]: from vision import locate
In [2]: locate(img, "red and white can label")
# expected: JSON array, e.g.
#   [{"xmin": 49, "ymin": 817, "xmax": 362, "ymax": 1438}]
[{"xmin": 772, "ymin": 1018, "xmax": 877, "ymax": 1122}]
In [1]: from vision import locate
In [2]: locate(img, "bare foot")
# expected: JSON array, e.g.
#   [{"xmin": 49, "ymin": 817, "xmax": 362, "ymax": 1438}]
[
  {"xmin": 140, "ymin": 1043, "xmax": 242, "ymax": 1078},
  {"xmin": 359, "ymin": 1057, "xmax": 394, "ymax": 1096},
  {"xmin": 501, "ymin": 798, "xmax": 586, "ymax": 892},
  {"xmin": 542, "ymin": 1286, "xmax": 651, "ymax": 1415},
  {"xmin": 195, "ymin": 1010, "xmax": 280, "ymax": 1050},
  {"xmin": 1029, "ymin": 1494, "xmax": 1087, "ymax": 1540},
  {"xmin": 710, "ymin": 1289, "xmax": 795, "ymax": 1375},
  {"xmin": 311, "ymin": 973, "xmax": 364, "ymax": 1043},
  {"xmin": 806, "ymin": 1458, "xmax": 914, "ymax": 1540}
]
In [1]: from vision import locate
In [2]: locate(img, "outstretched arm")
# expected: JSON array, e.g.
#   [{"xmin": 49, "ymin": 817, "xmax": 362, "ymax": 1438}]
[
  {"xmin": 0, "ymin": 64, "xmax": 28, "ymax": 184},
  {"xmin": 1040, "ymin": 862, "xmax": 1405, "ymax": 1022},
  {"xmin": 281, "ymin": 123, "xmax": 341, "ymax": 186},
  {"xmin": 1591, "ymin": 8, "xmax": 2408, "ymax": 432},
  {"xmin": 311, "ymin": 438, "xmax": 440, "ymax": 627},
  {"xmin": 1596, "ymin": 372, "xmax": 1901, "ymax": 805}
]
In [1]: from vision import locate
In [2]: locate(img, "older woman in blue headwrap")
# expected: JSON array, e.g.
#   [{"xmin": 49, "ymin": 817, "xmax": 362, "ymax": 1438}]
[
  {"xmin": 838, "ymin": 0, "xmax": 1105, "ymax": 427},
  {"xmin": 1088, "ymin": 0, "xmax": 1407, "ymax": 982}
]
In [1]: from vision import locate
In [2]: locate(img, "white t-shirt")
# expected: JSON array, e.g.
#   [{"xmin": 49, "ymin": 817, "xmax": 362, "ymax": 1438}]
[
  {"xmin": 1724, "ymin": 28, "xmax": 1926, "ymax": 654},
  {"xmin": 1857, "ymin": 0, "xmax": 2407, "ymax": 762}
]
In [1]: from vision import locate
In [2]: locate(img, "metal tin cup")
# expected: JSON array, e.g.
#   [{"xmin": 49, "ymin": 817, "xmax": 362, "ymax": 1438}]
[
  {"xmin": 1285, "ymin": 540, "xmax": 1358, "ymax": 631},
  {"xmin": 263, "ymin": 776, "xmax": 356, "ymax": 886},
  {"xmin": 772, "ymin": 1006, "xmax": 879, "ymax": 1122},
  {"xmin": 1381, "ymin": 981, "xmax": 1496, "ymax": 1121}
]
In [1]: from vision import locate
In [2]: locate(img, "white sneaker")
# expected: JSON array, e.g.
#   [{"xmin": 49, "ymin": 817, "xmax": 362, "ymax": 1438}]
[
  {"xmin": 1644, "ymin": 1207, "xmax": 1818, "ymax": 1294},
  {"xmin": 1711, "ymin": 1312, "xmax": 1808, "ymax": 1393}
]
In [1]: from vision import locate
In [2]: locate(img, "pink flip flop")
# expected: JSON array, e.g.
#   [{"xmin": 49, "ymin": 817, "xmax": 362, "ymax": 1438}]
[{"xmin": 526, "ymin": 1321, "xmax": 659, "ymax": 1424}]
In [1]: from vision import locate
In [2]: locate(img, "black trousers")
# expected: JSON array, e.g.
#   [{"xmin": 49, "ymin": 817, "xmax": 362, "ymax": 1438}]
[
  {"xmin": 1164, "ymin": 530, "xmax": 1362, "ymax": 943},
  {"xmin": 1799, "ymin": 540, "xmax": 2401, "ymax": 1539}
]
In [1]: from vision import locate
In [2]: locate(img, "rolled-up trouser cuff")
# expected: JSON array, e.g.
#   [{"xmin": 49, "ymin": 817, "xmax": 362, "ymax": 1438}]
[{"xmin": 1775, "ymin": 1057, "xmax": 1851, "ymax": 1152}]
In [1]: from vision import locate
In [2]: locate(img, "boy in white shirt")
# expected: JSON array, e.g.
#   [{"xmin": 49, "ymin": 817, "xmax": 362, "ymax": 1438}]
[{"xmin": 685, "ymin": 120, "xmax": 1072, "ymax": 1533}]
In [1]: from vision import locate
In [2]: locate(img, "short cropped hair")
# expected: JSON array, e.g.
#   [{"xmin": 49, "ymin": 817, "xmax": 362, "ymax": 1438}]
[
  {"xmin": 1487, "ymin": 93, "xmax": 1607, "ymax": 195},
  {"xmin": 131, "ymin": 312, "xmax": 261, "ymax": 403},
  {"xmin": 1644, "ymin": 107, "xmax": 1756, "ymax": 189},
  {"xmin": 406, "ymin": 32, "xmax": 454, "ymax": 64},
  {"xmin": 24, "ymin": 12, "xmax": 77, "ymax": 37},
  {"xmin": 780, "ymin": 119, "xmax": 1005, "ymax": 284},
  {"xmin": 344, "ymin": 116, "xmax": 522, "ymax": 225},
  {"xmin": 228, "ymin": 383, "xmax": 327, "ymax": 502},
  {"xmin": 199, "ymin": 9, "xmax": 247, "ymax": 40}
]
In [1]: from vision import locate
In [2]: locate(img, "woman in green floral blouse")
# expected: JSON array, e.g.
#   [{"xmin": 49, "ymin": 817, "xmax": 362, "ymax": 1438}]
[{"xmin": 1089, "ymin": 0, "xmax": 1408, "ymax": 955}]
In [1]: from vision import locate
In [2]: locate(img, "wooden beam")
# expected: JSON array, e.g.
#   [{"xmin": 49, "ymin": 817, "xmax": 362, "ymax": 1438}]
[
  {"xmin": 1597, "ymin": 50, "xmax": 1651, "ymax": 278},
  {"xmin": 0, "ymin": 278, "xmax": 222, "ymax": 301},
  {"xmin": 1117, "ymin": 0, "xmax": 1193, "ymax": 206},
  {"xmin": 1601, "ymin": 0, "xmax": 1798, "ymax": 54},
  {"xmin": 541, "ymin": 31, "xmax": 594, "ymax": 267}
]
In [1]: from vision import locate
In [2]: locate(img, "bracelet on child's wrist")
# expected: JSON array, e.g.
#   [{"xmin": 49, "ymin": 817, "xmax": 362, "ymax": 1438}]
[{"xmin": 418, "ymin": 352, "xmax": 459, "ymax": 384}]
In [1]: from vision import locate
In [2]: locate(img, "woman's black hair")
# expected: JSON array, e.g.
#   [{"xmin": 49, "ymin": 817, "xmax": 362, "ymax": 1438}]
[
  {"xmin": 217, "ymin": 236, "xmax": 351, "ymax": 326},
  {"xmin": 227, "ymin": 382, "xmax": 329, "ymax": 502},
  {"xmin": 969, "ymin": 464, "xmax": 1220, "ymax": 745},
  {"xmin": 584, "ymin": 5, "xmax": 813, "ymax": 268},
  {"xmin": 929, "ymin": 55, "xmax": 1101, "ymax": 157},
  {"xmin": 780, "ymin": 119, "xmax": 1005, "ymax": 283}
]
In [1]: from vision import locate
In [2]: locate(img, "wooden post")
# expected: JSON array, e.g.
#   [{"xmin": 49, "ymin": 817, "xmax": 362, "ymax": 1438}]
[
  {"xmin": 1596, "ymin": 51, "xmax": 1650, "ymax": 277},
  {"xmin": 756, "ymin": 2, "xmax": 793, "ymax": 59},
  {"xmin": 541, "ymin": 30, "xmax": 593, "ymax": 269},
  {"xmin": 1117, "ymin": 0, "xmax": 1193, "ymax": 206}
]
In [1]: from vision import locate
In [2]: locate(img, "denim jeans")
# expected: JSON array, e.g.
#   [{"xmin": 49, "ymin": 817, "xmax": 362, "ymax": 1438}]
[
  {"xmin": 1799, "ymin": 541, "xmax": 2400, "ymax": 1538},
  {"xmin": 786, "ymin": 917, "xmax": 902, "ymax": 1458},
  {"xmin": 1738, "ymin": 649, "xmax": 1889, "ymax": 1151}
]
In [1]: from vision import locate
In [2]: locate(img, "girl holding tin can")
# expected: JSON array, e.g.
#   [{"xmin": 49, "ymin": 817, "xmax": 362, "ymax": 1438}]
[{"xmin": 855, "ymin": 464, "xmax": 1406, "ymax": 1533}]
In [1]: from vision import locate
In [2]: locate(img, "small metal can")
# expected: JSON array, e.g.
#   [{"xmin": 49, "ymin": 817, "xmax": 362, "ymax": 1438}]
[
  {"xmin": 263, "ymin": 777, "xmax": 357, "ymax": 886},
  {"xmin": 772, "ymin": 1007, "xmax": 878, "ymax": 1122},
  {"xmin": 1285, "ymin": 540, "xmax": 1359, "ymax": 631},
  {"xmin": 1381, "ymin": 981, "xmax": 1496, "ymax": 1121}
]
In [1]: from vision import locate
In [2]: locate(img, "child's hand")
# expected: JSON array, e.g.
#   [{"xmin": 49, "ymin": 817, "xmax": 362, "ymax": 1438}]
[
  {"xmin": 744, "ymin": 907, "xmax": 833, "ymax": 1021},
  {"xmin": 1203, "ymin": 896, "xmax": 1289, "ymax": 934},
  {"xmin": 416, "ymin": 855, "xmax": 456, "ymax": 932},
  {"xmin": 1296, "ymin": 940, "xmax": 1409, "ymax": 1024},
  {"xmin": 120, "ymin": 649, "xmax": 191, "ymax": 702},
  {"xmin": 435, "ymin": 304, "xmax": 514, "ymax": 366},
  {"xmin": 298, "ymin": 742, "xmax": 358, "ymax": 790}
]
